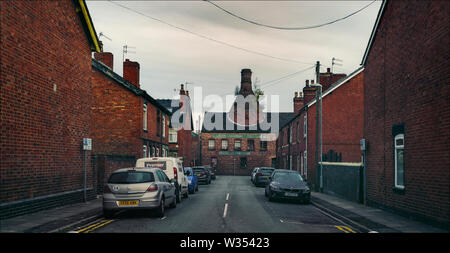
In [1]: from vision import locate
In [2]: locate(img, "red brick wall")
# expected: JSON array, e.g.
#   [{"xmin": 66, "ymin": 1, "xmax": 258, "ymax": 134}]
[
  {"xmin": 364, "ymin": 0, "xmax": 450, "ymax": 225},
  {"xmin": 201, "ymin": 133, "xmax": 276, "ymax": 175},
  {"xmin": 0, "ymin": 0, "xmax": 93, "ymax": 203},
  {"xmin": 91, "ymin": 68, "xmax": 141, "ymax": 158}
]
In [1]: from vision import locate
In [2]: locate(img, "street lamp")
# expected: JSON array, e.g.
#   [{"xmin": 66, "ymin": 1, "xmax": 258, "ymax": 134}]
[{"xmin": 310, "ymin": 82, "xmax": 323, "ymax": 192}]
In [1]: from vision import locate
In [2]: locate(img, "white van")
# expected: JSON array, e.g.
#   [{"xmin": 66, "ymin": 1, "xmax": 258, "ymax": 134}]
[{"xmin": 136, "ymin": 157, "xmax": 189, "ymax": 203}]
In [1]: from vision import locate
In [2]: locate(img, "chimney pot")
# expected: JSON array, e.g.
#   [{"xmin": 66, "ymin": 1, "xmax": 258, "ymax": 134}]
[
  {"xmin": 327, "ymin": 67, "xmax": 331, "ymax": 73},
  {"xmin": 311, "ymin": 80, "xmax": 315, "ymax": 84},
  {"xmin": 179, "ymin": 84, "xmax": 186, "ymax": 95},
  {"xmin": 299, "ymin": 92, "xmax": 303, "ymax": 97},
  {"xmin": 306, "ymin": 80, "xmax": 309, "ymax": 86},
  {"xmin": 294, "ymin": 92, "xmax": 298, "ymax": 98}
]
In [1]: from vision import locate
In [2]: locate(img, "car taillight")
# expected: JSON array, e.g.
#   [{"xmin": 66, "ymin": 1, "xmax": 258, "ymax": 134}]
[
  {"xmin": 202, "ymin": 171, "xmax": 207, "ymax": 175},
  {"xmin": 173, "ymin": 167, "xmax": 178, "ymax": 180},
  {"xmin": 104, "ymin": 185, "xmax": 111, "ymax": 193},
  {"xmin": 147, "ymin": 184, "xmax": 158, "ymax": 192},
  {"xmin": 257, "ymin": 172, "xmax": 262, "ymax": 176}
]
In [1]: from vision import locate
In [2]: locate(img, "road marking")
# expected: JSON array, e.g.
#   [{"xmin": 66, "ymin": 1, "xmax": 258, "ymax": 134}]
[
  {"xmin": 342, "ymin": 226, "xmax": 356, "ymax": 233},
  {"xmin": 82, "ymin": 220, "xmax": 115, "ymax": 233},
  {"xmin": 226, "ymin": 193, "xmax": 230, "ymax": 201},
  {"xmin": 335, "ymin": 225, "xmax": 350, "ymax": 233},
  {"xmin": 223, "ymin": 203, "xmax": 228, "ymax": 218},
  {"xmin": 76, "ymin": 219, "xmax": 113, "ymax": 233}
]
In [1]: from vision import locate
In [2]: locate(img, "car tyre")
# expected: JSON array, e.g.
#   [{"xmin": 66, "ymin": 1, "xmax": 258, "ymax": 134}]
[
  {"xmin": 183, "ymin": 189, "xmax": 189, "ymax": 198},
  {"xmin": 176, "ymin": 187, "xmax": 182, "ymax": 203},
  {"xmin": 196, "ymin": 185, "xmax": 199, "ymax": 192},
  {"xmin": 155, "ymin": 197, "xmax": 165, "ymax": 217},
  {"xmin": 169, "ymin": 196, "xmax": 177, "ymax": 208}
]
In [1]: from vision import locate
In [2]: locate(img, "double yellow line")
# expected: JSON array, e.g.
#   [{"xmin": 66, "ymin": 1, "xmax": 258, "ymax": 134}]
[
  {"xmin": 76, "ymin": 219, "xmax": 115, "ymax": 233},
  {"xmin": 335, "ymin": 225, "xmax": 356, "ymax": 233}
]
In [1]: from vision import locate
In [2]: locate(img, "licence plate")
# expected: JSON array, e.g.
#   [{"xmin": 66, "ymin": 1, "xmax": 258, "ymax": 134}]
[
  {"xmin": 285, "ymin": 192, "xmax": 298, "ymax": 197},
  {"xmin": 118, "ymin": 200, "xmax": 139, "ymax": 206},
  {"xmin": 197, "ymin": 174, "xmax": 201, "ymax": 176}
]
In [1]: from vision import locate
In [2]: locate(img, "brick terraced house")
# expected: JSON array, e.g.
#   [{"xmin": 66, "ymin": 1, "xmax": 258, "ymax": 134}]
[
  {"xmin": 91, "ymin": 52, "xmax": 171, "ymax": 193},
  {"xmin": 201, "ymin": 69, "xmax": 294, "ymax": 175},
  {"xmin": 0, "ymin": 0, "xmax": 101, "ymax": 218},
  {"xmin": 277, "ymin": 67, "xmax": 364, "ymax": 193},
  {"xmin": 157, "ymin": 84, "xmax": 197, "ymax": 167},
  {"xmin": 361, "ymin": 0, "xmax": 449, "ymax": 227}
]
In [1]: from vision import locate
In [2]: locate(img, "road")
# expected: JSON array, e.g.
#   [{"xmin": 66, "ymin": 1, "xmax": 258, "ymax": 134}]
[{"xmin": 73, "ymin": 175, "xmax": 357, "ymax": 233}]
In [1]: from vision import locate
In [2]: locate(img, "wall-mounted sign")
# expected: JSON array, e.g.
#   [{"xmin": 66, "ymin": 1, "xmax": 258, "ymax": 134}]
[
  {"xmin": 218, "ymin": 151, "xmax": 251, "ymax": 156},
  {"xmin": 83, "ymin": 138, "xmax": 92, "ymax": 151}
]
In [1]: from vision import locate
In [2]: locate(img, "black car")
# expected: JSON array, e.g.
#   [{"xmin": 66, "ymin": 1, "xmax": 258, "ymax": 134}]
[
  {"xmin": 192, "ymin": 166, "xmax": 211, "ymax": 184},
  {"xmin": 265, "ymin": 169, "xmax": 310, "ymax": 204}
]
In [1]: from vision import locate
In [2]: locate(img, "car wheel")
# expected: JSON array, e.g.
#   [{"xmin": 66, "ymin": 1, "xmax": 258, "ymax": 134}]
[
  {"xmin": 264, "ymin": 188, "xmax": 268, "ymax": 197},
  {"xmin": 183, "ymin": 189, "xmax": 189, "ymax": 198},
  {"xmin": 169, "ymin": 195, "xmax": 177, "ymax": 208},
  {"xmin": 176, "ymin": 188, "xmax": 181, "ymax": 203},
  {"xmin": 103, "ymin": 209, "xmax": 114, "ymax": 219},
  {"xmin": 268, "ymin": 192, "xmax": 275, "ymax": 202},
  {"xmin": 156, "ymin": 197, "xmax": 165, "ymax": 217},
  {"xmin": 196, "ymin": 185, "xmax": 199, "ymax": 192}
]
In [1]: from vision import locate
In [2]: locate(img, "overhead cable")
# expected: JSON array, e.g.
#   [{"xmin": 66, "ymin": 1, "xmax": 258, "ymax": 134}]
[
  {"xmin": 204, "ymin": 0, "xmax": 377, "ymax": 31},
  {"xmin": 107, "ymin": 0, "xmax": 315, "ymax": 65}
]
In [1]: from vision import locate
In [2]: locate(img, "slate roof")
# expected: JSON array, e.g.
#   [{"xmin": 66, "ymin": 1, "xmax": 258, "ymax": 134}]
[
  {"xmin": 201, "ymin": 112, "xmax": 295, "ymax": 133},
  {"xmin": 92, "ymin": 58, "xmax": 171, "ymax": 115}
]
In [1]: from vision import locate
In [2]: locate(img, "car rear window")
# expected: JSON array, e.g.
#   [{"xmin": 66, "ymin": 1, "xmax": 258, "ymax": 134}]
[
  {"xmin": 108, "ymin": 171, "xmax": 155, "ymax": 184},
  {"xmin": 193, "ymin": 168, "xmax": 205, "ymax": 172},
  {"xmin": 260, "ymin": 168, "xmax": 274, "ymax": 173}
]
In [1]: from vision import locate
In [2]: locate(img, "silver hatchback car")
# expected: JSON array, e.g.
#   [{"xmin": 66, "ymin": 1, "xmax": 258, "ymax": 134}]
[{"xmin": 103, "ymin": 167, "xmax": 177, "ymax": 218}]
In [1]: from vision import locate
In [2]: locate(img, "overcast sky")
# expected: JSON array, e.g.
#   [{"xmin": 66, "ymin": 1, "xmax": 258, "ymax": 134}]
[{"xmin": 87, "ymin": 0, "xmax": 381, "ymax": 130}]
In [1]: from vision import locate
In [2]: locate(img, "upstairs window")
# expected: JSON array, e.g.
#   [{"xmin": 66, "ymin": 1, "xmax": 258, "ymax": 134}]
[
  {"xmin": 260, "ymin": 141, "xmax": 267, "ymax": 151},
  {"xmin": 247, "ymin": 139, "xmax": 255, "ymax": 151},
  {"xmin": 208, "ymin": 139, "xmax": 215, "ymax": 150},
  {"xmin": 234, "ymin": 139, "xmax": 242, "ymax": 151},
  {"xmin": 143, "ymin": 104, "xmax": 148, "ymax": 131},
  {"xmin": 221, "ymin": 139, "xmax": 228, "ymax": 151},
  {"xmin": 394, "ymin": 134, "xmax": 405, "ymax": 189}
]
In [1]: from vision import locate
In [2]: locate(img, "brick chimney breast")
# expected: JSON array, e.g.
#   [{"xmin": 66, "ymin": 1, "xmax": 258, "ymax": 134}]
[
  {"xmin": 94, "ymin": 52, "xmax": 114, "ymax": 70},
  {"xmin": 123, "ymin": 59, "xmax": 140, "ymax": 88}
]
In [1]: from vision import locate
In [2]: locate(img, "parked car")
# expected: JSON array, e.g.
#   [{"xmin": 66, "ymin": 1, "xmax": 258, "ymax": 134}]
[
  {"xmin": 253, "ymin": 167, "xmax": 275, "ymax": 187},
  {"xmin": 136, "ymin": 157, "xmax": 189, "ymax": 203},
  {"xmin": 184, "ymin": 167, "xmax": 199, "ymax": 194},
  {"xmin": 265, "ymin": 169, "xmax": 311, "ymax": 204},
  {"xmin": 208, "ymin": 166, "xmax": 216, "ymax": 180},
  {"xmin": 192, "ymin": 166, "xmax": 211, "ymax": 184},
  {"xmin": 103, "ymin": 167, "xmax": 176, "ymax": 218},
  {"xmin": 251, "ymin": 167, "xmax": 259, "ymax": 183}
]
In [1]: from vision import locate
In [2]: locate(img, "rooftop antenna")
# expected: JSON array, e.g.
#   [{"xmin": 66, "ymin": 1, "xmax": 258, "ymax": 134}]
[
  {"xmin": 185, "ymin": 81, "xmax": 194, "ymax": 91},
  {"xmin": 99, "ymin": 32, "xmax": 112, "ymax": 41},
  {"xmin": 123, "ymin": 45, "xmax": 136, "ymax": 62},
  {"xmin": 332, "ymin": 57, "xmax": 343, "ymax": 73}
]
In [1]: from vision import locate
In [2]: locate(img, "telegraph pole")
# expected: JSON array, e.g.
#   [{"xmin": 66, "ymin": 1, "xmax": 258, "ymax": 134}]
[{"xmin": 315, "ymin": 61, "xmax": 320, "ymax": 192}]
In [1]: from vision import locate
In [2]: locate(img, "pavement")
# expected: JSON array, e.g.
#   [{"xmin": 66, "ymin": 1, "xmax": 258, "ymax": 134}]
[{"xmin": 0, "ymin": 191, "xmax": 447, "ymax": 233}]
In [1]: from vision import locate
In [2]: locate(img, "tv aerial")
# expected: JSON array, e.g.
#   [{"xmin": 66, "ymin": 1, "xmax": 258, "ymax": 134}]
[{"xmin": 123, "ymin": 45, "xmax": 136, "ymax": 62}]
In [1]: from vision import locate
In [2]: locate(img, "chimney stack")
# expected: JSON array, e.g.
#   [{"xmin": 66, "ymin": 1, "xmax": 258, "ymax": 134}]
[
  {"xmin": 239, "ymin": 68, "xmax": 254, "ymax": 97},
  {"xmin": 293, "ymin": 91, "xmax": 304, "ymax": 114},
  {"xmin": 179, "ymin": 84, "xmax": 186, "ymax": 95},
  {"xmin": 94, "ymin": 51, "xmax": 114, "ymax": 70},
  {"xmin": 303, "ymin": 80, "xmax": 317, "ymax": 104},
  {"xmin": 319, "ymin": 68, "xmax": 347, "ymax": 92},
  {"xmin": 123, "ymin": 59, "xmax": 140, "ymax": 88}
]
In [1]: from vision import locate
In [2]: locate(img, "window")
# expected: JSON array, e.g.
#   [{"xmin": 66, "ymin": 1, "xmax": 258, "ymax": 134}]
[
  {"xmin": 303, "ymin": 115, "xmax": 307, "ymax": 138},
  {"xmin": 394, "ymin": 134, "xmax": 405, "ymax": 189},
  {"xmin": 143, "ymin": 145, "xmax": 147, "ymax": 158},
  {"xmin": 247, "ymin": 139, "xmax": 255, "ymax": 151},
  {"xmin": 162, "ymin": 115, "xmax": 166, "ymax": 138},
  {"xmin": 143, "ymin": 104, "xmax": 148, "ymax": 131},
  {"xmin": 289, "ymin": 125, "xmax": 292, "ymax": 143},
  {"xmin": 156, "ymin": 148, "xmax": 160, "ymax": 157},
  {"xmin": 304, "ymin": 151, "xmax": 307, "ymax": 179},
  {"xmin": 221, "ymin": 139, "xmax": 228, "ymax": 150},
  {"xmin": 169, "ymin": 129, "xmax": 177, "ymax": 143},
  {"xmin": 289, "ymin": 155, "xmax": 292, "ymax": 170},
  {"xmin": 260, "ymin": 141, "xmax": 267, "ymax": 151},
  {"xmin": 208, "ymin": 139, "xmax": 215, "ymax": 150},
  {"xmin": 240, "ymin": 157, "xmax": 247, "ymax": 169},
  {"xmin": 151, "ymin": 146, "xmax": 155, "ymax": 157},
  {"xmin": 301, "ymin": 152, "xmax": 304, "ymax": 175},
  {"xmin": 157, "ymin": 110, "xmax": 161, "ymax": 136},
  {"xmin": 234, "ymin": 139, "xmax": 241, "ymax": 151}
]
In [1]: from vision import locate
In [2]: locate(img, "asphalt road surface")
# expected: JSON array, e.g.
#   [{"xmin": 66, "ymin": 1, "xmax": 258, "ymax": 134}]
[{"xmin": 75, "ymin": 175, "xmax": 357, "ymax": 233}]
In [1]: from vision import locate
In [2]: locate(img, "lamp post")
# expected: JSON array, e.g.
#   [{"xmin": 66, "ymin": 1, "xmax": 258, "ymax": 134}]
[{"xmin": 310, "ymin": 82, "xmax": 323, "ymax": 193}]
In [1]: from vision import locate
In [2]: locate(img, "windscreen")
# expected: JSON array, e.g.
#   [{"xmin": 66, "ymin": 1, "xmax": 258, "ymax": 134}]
[
  {"xmin": 273, "ymin": 172, "xmax": 303, "ymax": 182},
  {"xmin": 108, "ymin": 171, "xmax": 155, "ymax": 184}
]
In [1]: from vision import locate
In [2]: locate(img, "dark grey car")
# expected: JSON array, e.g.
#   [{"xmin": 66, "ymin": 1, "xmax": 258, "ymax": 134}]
[
  {"xmin": 193, "ymin": 166, "xmax": 211, "ymax": 184},
  {"xmin": 253, "ymin": 167, "xmax": 275, "ymax": 187},
  {"xmin": 103, "ymin": 167, "xmax": 177, "ymax": 218},
  {"xmin": 265, "ymin": 169, "xmax": 311, "ymax": 204}
]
